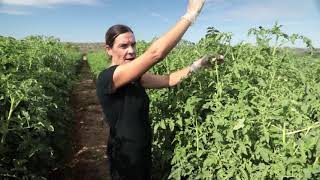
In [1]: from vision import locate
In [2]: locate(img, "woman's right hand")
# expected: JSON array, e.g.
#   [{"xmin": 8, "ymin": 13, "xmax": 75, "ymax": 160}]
[
  {"xmin": 186, "ymin": 0, "xmax": 206, "ymax": 15},
  {"xmin": 183, "ymin": 0, "xmax": 206, "ymax": 24}
]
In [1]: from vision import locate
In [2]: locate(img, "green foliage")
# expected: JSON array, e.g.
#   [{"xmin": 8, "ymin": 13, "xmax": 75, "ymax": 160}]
[
  {"xmin": 87, "ymin": 49, "xmax": 109, "ymax": 77},
  {"xmin": 87, "ymin": 23, "xmax": 320, "ymax": 179},
  {"xmin": 0, "ymin": 35, "xmax": 81, "ymax": 179},
  {"xmin": 151, "ymin": 23, "xmax": 320, "ymax": 179}
]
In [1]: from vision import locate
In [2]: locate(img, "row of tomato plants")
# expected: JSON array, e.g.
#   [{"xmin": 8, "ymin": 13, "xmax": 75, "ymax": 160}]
[
  {"xmin": 0, "ymin": 36, "xmax": 81, "ymax": 179},
  {"xmin": 87, "ymin": 23, "xmax": 320, "ymax": 179}
]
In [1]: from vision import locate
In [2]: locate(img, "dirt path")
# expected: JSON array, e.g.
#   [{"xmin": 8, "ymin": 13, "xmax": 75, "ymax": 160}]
[{"xmin": 65, "ymin": 58, "xmax": 110, "ymax": 180}]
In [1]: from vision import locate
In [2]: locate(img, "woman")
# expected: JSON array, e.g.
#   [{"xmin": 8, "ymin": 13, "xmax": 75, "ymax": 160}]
[{"xmin": 96, "ymin": 0, "xmax": 222, "ymax": 179}]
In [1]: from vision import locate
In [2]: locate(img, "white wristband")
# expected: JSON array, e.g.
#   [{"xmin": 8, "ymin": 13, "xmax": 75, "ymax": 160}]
[
  {"xmin": 181, "ymin": 12, "xmax": 198, "ymax": 24},
  {"xmin": 190, "ymin": 62, "xmax": 201, "ymax": 72}
]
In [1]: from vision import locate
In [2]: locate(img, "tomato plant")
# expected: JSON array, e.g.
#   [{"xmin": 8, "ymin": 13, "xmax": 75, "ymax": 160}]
[
  {"xmin": 87, "ymin": 23, "xmax": 320, "ymax": 179},
  {"xmin": 0, "ymin": 36, "xmax": 81, "ymax": 179}
]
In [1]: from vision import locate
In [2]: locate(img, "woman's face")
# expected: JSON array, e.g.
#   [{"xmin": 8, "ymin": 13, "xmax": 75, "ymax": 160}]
[{"xmin": 106, "ymin": 32, "xmax": 136, "ymax": 65}]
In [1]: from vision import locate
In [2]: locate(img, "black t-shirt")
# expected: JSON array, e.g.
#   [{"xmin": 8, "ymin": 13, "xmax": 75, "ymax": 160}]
[{"xmin": 96, "ymin": 65, "xmax": 151, "ymax": 179}]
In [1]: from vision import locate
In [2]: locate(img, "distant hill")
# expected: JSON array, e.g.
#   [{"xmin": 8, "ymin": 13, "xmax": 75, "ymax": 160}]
[
  {"xmin": 64, "ymin": 42, "xmax": 320, "ymax": 57},
  {"xmin": 286, "ymin": 47, "xmax": 320, "ymax": 57},
  {"xmin": 64, "ymin": 42, "xmax": 105, "ymax": 53}
]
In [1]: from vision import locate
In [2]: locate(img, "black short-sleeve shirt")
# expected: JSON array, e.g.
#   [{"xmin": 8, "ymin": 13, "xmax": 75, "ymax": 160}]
[{"xmin": 96, "ymin": 65, "xmax": 151, "ymax": 179}]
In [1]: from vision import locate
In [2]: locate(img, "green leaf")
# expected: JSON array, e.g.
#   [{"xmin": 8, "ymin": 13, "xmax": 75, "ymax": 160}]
[
  {"xmin": 160, "ymin": 120, "xmax": 166, "ymax": 130},
  {"xmin": 169, "ymin": 120, "xmax": 174, "ymax": 131},
  {"xmin": 233, "ymin": 118, "xmax": 245, "ymax": 130},
  {"xmin": 48, "ymin": 125, "xmax": 54, "ymax": 132}
]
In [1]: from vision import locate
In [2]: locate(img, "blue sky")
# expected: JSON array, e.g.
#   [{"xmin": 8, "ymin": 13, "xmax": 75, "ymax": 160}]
[{"xmin": 1, "ymin": 0, "xmax": 319, "ymax": 48}]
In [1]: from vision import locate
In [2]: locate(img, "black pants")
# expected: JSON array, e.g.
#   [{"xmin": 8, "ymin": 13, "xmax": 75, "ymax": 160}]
[{"xmin": 108, "ymin": 137, "xmax": 151, "ymax": 180}]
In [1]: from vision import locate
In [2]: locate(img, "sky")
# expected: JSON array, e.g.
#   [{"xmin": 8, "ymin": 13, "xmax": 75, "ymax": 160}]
[{"xmin": 0, "ymin": 0, "xmax": 319, "ymax": 48}]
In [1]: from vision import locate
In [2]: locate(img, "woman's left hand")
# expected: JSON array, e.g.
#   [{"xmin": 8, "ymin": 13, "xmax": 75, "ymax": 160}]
[{"xmin": 190, "ymin": 54, "xmax": 224, "ymax": 72}]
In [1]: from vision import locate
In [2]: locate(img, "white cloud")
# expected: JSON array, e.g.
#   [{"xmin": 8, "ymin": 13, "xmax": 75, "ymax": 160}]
[
  {"xmin": 207, "ymin": 0, "xmax": 225, "ymax": 3},
  {"xmin": 225, "ymin": 1, "xmax": 302, "ymax": 20},
  {"xmin": 0, "ymin": 0, "xmax": 102, "ymax": 15},
  {"xmin": 197, "ymin": 0, "xmax": 319, "ymax": 47},
  {"xmin": 0, "ymin": 7, "xmax": 30, "ymax": 15},
  {"xmin": 201, "ymin": 0, "xmax": 316, "ymax": 23},
  {"xmin": 151, "ymin": 12, "xmax": 169, "ymax": 23},
  {"xmin": 1, "ymin": 0, "xmax": 99, "ymax": 7}
]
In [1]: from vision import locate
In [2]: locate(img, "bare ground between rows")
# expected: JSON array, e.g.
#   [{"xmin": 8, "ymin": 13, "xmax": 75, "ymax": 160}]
[{"xmin": 51, "ymin": 59, "xmax": 110, "ymax": 180}]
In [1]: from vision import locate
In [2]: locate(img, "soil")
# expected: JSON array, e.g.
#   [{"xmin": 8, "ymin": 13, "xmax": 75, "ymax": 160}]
[{"xmin": 55, "ymin": 57, "xmax": 111, "ymax": 180}]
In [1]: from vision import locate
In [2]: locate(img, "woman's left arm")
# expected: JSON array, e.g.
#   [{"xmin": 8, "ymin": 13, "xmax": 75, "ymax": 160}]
[
  {"xmin": 140, "ymin": 55, "xmax": 224, "ymax": 89},
  {"xmin": 140, "ymin": 67, "xmax": 190, "ymax": 89}
]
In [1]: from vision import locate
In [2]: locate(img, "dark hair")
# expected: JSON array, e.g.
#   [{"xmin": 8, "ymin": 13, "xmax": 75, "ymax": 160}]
[{"xmin": 105, "ymin": 24, "xmax": 133, "ymax": 47}]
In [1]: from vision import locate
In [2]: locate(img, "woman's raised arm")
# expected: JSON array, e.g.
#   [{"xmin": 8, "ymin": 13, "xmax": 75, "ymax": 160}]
[{"xmin": 111, "ymin": 0, "xmax": 206, "ymax": 91}]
